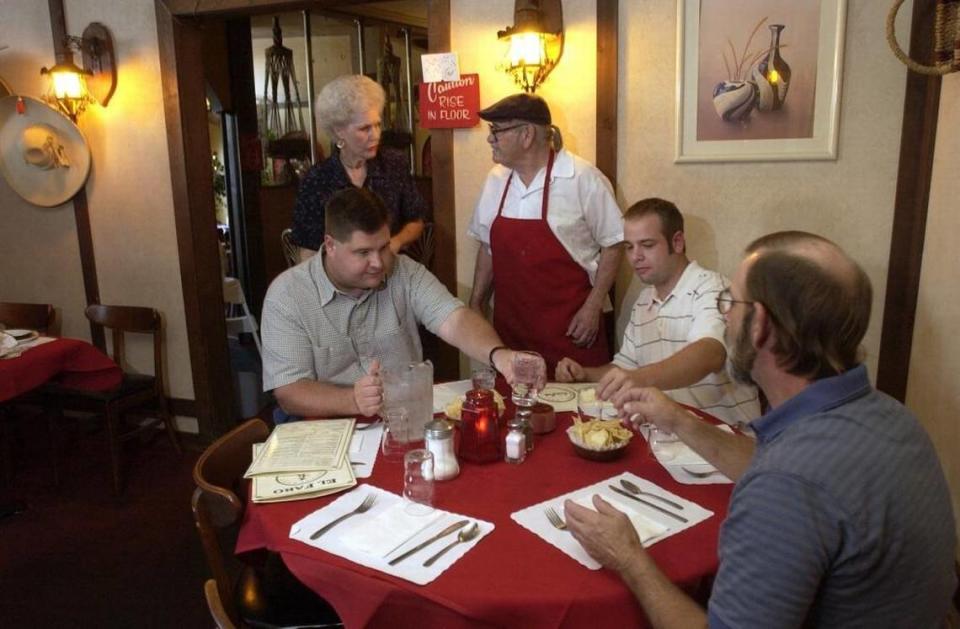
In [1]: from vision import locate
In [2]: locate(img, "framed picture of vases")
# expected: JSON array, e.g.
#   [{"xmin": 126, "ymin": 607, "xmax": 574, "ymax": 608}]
[{"xmin": 675, "ymin": 0, "xmax": 847, "ymax": 162}]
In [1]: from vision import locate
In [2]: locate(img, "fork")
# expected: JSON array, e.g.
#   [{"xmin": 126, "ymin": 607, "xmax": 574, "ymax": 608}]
[
  {"xmin": 309, "ymin": 494, "xmax": 376, "ymax": 539},
  {"xmin": 682, "ymin": 466, "xmax": 722, "ymax": 478},
  {"xmin": 544, "ymin": 506, "xmax": 568, "ymax": 531}
]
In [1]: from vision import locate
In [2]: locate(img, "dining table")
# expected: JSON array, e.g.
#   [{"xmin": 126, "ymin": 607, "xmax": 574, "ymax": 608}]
[
  {"xmin": 0, "ymin": 336, "xmax": 122, "ymax": 403},
  {"xmin": 237, "ymin": 402, "xmax": 734, "ymax": 629}
]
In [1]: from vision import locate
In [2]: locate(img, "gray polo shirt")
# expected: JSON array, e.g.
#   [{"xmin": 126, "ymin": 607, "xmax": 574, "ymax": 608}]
[
  {"xmin": 707, "ymin": 365, "xmax": 956, "ymax": 628},
  {"xmin": 261, "ymin": 253, "xmax": 463, "ymax": 391}
]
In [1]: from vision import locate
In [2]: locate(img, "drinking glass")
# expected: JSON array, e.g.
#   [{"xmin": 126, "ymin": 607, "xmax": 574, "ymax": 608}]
[
  {"xmin": 649, "ymin": 426, "xmax": 681, "ymax": 461},
  {"xmin": 511, "ymin": 351, "xmax": 545, "ymax": 407},
  {"xmin": 403, "ymin": 449, "xmax": 435, "ymax": 515},
  {"xmin": 471, "ymin": 366, "xmax": 497, "ymax": 391},
  {"xmin": 381, "ymin": 408, "xmax": 413, "ymax": 461}
]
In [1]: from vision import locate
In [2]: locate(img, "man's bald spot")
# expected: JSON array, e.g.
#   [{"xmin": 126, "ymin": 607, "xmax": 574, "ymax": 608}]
[{"xmin": 745, "ymin": 231, "xmax": 862, "ymax": 296}]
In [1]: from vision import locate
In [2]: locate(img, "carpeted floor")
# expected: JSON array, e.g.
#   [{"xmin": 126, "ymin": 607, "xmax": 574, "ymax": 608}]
[{"xmin": 0, "ymin": 411, "xmax": 212, "ymax": 628}]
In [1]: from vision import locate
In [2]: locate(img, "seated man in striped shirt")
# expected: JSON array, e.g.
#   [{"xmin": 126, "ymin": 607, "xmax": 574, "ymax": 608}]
[
  {"xmin": 556, "ymin": 198, "xmax": 759, "ymax": 425},
  {"xmin": 261, "ymin": 187, "xmax": 536, "ymax": 420},
  {"xmin": 565, "ymin": 231, "xmax": 957, "ymax": 628}
]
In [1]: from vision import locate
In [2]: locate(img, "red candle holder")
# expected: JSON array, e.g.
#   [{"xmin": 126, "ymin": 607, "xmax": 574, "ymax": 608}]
[{"xmin": 459, "ymin": 389, "xmax": 501, "ymax": 463}]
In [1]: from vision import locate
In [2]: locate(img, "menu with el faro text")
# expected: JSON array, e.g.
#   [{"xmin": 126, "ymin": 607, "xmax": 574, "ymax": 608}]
[{"xmin": 244, "ymin": 418, "xmax": 355, "ymax": 476}]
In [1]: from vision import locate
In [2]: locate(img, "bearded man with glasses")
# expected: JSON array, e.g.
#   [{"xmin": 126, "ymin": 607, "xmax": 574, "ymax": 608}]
[
  {"xmin": 565, "ymin": 231, "xmax": 956, "ymax": 628},
  {"xmin": 467, "ymin": 93, "xmax": 623, "ymax": 378}
]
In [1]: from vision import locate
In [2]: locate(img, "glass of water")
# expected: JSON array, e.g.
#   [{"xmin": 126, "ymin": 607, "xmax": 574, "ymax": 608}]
[
  {"xmin": 471, "ymin": 366, "xmax": 497, "ymax": 391},
  {"xmin": 403, "ymin": 449, "xmax": 435, "ymax": 515},
  {"xmin": 381, "ymin": 408, "xmax": 413, "ymax": 461},
  {"xmin": 649, "ymin": 426, "xmax": 681, "ymax": 461},
  {"xmin": 510, "ymin": 351, "xmax": 545, "ymax": 407}
]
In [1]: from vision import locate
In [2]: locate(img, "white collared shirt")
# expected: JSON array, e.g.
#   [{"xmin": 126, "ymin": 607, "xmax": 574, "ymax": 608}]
[
  {"xmin": 467, "ymin": 148, "xmax": 623, "ymax": 285},
  {"xmin": 613, "ymin": 261, "xmax": 761, "ymax": 425}
]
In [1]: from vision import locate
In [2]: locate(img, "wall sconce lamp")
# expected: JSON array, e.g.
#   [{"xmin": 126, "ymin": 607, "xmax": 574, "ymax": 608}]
[
  {"xmin": 41, "ymin": 23, "xmax": 116, "ymax": 119},
  {"xmin": 497, "ymin": 0, "xmax": 564, "ymax": 93}
]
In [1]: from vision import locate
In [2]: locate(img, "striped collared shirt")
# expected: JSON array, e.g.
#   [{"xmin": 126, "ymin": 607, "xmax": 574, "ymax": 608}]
[{"xmin": 612, "ymin": 261, "xmax": 759, "ymax": 425}]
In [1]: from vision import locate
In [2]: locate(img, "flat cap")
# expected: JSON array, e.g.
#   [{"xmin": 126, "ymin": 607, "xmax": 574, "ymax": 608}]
[{"xmin": 478, "ymin": 93, "xmax": 551, "ymax": 125}]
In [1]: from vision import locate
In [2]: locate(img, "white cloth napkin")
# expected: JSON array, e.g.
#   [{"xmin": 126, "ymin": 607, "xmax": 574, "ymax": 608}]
[
  {"xmin": 644, "ymin": 424, "xmax": 735, "ymax": 485},
  {"xmin": 290, "ymin": 485, "xmax": 494, "ymax": 586},
  {"xmin": 571, "ymin": 495, "xmax": 667, "ymax": 542},
  {"xmin": 511, "ymin": 472, "xmax": 714, "ymax": 570},
  {"xmin": 348, "ymin": 424, "xmax": 383, "ymax": 479}
]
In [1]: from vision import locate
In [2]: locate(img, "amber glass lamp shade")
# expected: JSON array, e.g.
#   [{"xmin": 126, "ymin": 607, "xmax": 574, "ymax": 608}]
[{"xmin": 41, "ymin": 60, "xmax": 94, "ymax": 119}]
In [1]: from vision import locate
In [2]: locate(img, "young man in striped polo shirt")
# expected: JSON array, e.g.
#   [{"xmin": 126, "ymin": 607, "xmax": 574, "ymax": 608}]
[
  {"xmin": 564, "ymin": 231, "xmax": 956, "ymax": 628},
  {"xmin": 555, "ymin": 198, "xmax": 760, "ymax": 425}
]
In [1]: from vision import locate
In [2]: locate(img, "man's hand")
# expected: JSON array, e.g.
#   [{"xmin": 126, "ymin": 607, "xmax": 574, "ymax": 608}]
[
  {"xmin": 612, "ymin": 386, "xmax": 685, "ymax": 433},
  {"xmin": 566, "ymin": 302, "xmax": 601, "ymax": 348},
  {"xmin": 353, "ymin": 359, "xmax": 383, "ymax": 417},
  {"xmin": 596, "ymin": 366, "xmax": 643, "ymax": 400},
  {"xmin": 555, "ymin": 357, "xmax": 586, "ymax": 383},
  {"xmin": 564, "ymin": 495, "xmax": 644, "ymax": 573},
  {"xmin": 493, "ymin": 349, "xmax": 546, "ymax": 391}
]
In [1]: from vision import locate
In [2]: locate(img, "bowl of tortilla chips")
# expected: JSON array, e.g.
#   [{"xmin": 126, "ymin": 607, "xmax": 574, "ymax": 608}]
[{"xmin": 567, "ymin": 415, "xmax": 632, "ymax": 462}]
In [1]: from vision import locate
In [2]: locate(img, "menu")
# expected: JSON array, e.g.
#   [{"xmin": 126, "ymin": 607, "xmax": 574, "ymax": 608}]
[
  {"xmin": 244, "ymin": 418, "xmax": 354, "ymax": 476},
  {"xmin": 250, "ymin": 444, "xmax": 356, "ymax": 503}
]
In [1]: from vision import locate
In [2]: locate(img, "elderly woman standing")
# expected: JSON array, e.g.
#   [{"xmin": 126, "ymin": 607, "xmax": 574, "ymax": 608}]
[{"xmin": 291, "ymin": 74, "xmax": 425, "ymax": 260}]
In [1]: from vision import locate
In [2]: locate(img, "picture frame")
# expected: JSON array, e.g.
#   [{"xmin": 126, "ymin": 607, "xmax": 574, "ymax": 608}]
[{"xmin": 675, "ymin": 0, "xmax": 847, "ymax": 163}]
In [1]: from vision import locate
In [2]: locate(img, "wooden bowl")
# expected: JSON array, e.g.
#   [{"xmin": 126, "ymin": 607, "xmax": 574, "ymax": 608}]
[{"xmin": 567, "ymin": 427, "xmax": 630, "ymax": 462}]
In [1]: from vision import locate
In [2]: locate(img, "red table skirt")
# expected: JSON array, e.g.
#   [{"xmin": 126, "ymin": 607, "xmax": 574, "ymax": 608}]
[
  {"xmin": 237, "ymin": 409, "xmax": 733, "ymax": 629},
  {"xmin": 0, "ymin": 337, "xmax": 122, "ymax": 403}
]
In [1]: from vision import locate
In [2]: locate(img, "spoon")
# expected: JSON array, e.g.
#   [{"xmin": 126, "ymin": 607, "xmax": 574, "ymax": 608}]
[
  {"xmin": 682, "ymin": 466, "xmax": 723, "ymax": 478},
  {"xmin": 422, "ymin": 522, "xmax": 480, "ymax": 567},
  {"xmin": 355, "ymin": 419, "xmax": 383, "ymax": 431},
  {"xmin": 619, "ymin": 479, "xmax": 684, "ymax": 510}
]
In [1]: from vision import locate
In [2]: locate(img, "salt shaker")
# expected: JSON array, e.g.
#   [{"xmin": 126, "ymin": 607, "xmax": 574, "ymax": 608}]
[
  {"xmin": 424, "ymin": 418, "xmax": 459, "ymax": 480},
  {"xmin": 504, "ymin": 417, "xmax": 526, "ymax": 464}
]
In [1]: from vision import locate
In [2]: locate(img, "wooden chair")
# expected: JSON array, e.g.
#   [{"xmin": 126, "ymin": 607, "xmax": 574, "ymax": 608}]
[
  {"xmin": 405, "ymin": 221, "xmax": 435, "ymax": 268},
  {"xmin": 192, "ymin": 418, "xmax": 341, "ymax": 628},
  {"xmin": 280, "ymin": 228, "xmax": 299, "ymax": 268},
  {"xmin": 204, "ymin": 579, "xmax": 237, "ymax": 629},
  {"xmin": 0, "ymin": 301, "xmax": 54, "ymax": 332},
  {"xmin": 44, "ymin": 304, "xmax": 180, "ymax": 495}
]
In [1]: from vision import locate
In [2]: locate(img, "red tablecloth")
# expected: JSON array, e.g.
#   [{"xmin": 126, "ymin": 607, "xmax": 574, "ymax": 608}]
[
  {"xmin": 0, "ymin": 337, "xmax": 122, "ymax": 402},
  {"xmin": 237, "ymin": 410, "xmax": 733, "ymax": 629}
]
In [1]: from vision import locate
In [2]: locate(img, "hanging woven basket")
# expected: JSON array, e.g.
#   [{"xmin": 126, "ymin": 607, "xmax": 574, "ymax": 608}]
[{"xmin": 887, "ymin": 0, "xmax": 960, "ymax": 75}]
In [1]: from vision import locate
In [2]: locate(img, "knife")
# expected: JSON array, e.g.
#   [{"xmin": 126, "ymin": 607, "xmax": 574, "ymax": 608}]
[
  {"xmin": 608, "ymin": 486, "xmax": 689, "ymax": 523},
  {"xmin": 387, "ymin": 519, "xmax": 470, "ymax": 566}
]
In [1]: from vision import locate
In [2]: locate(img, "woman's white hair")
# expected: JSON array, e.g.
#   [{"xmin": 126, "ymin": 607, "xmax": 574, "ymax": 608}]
[{"xmin": 314, "ymin": 75, "xmax": 386, "ymax": 138}]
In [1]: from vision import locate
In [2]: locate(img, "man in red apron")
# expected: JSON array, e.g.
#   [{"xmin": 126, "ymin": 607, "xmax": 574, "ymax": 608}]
[{"xmin": 467, "ymin": 94, "xmax": 623, "ymax": 378}]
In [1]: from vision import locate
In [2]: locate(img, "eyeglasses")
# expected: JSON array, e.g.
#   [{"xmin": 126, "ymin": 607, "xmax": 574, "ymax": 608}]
[
  {"xmin": 487, "ymin": 123, "xmax": 528, "ymax": 141},
  {"xmin": 716, "ymin": 288, "xmax": 755, "ymax": 314}
]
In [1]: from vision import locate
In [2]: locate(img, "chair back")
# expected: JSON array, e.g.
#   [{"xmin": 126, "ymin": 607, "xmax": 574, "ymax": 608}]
[
  {"xmin": 204, "ymin": 579, "xmax": 238, "ymax": 629},
  {"xmin": 85, "ymin": 304, "xmax": 164, "ymax": 392},
  {"xmin": 406, "ymin": 222, "xmax": 435, "ymax": 268},
  {"xmin": 193, "ymin": 418, "xmax": 270, "ymax": 623},
  {"xmin": 281, "ymin": 228, "xmax": 299, "ymax": 268},
  {"xmin": 0, "ymin": 302, "xmax": 54, "ymax": 333}
]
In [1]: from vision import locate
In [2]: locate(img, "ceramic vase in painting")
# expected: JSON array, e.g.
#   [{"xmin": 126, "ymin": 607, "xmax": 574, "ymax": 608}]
[
  {"xmin": 712, "ymin": 80, "xmax": 758, "ymax": 122},
  {"xmin": 753, "ymin": 24, "xmax": 791, "ymax": 111}
]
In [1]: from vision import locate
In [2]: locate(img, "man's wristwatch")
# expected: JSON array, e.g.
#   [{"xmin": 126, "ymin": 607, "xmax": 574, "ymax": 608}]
[{"xmin": 488, "ymin": 345, "xmax": 509, "ymax": 369}]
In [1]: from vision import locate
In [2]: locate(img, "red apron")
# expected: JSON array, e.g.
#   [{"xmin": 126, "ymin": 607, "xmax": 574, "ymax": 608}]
[{"xmin": 490, "ymin": 151, "xmax": 610, "ymax": 377}]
